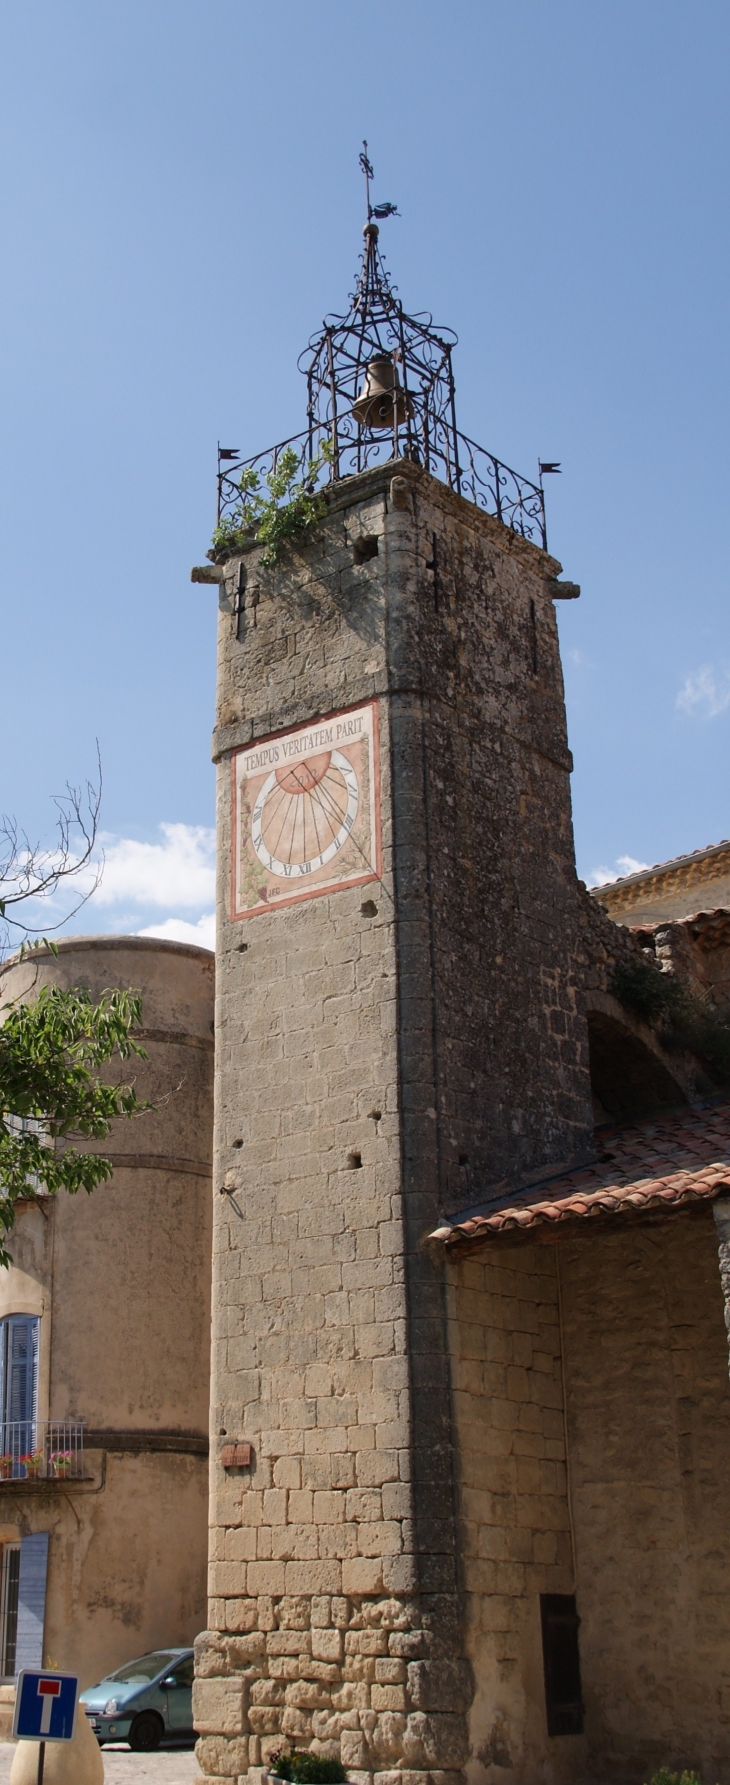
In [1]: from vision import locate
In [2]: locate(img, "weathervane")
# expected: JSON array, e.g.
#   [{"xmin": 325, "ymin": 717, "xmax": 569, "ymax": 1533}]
[{"xmin": 359, "ymin": 141, "xmax": 400, "ymax": 223}]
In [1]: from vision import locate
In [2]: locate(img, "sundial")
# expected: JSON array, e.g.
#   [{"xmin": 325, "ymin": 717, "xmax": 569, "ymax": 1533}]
[
  {"xmin": 251, "ymin": 750, "xmax": 359, "ymax": 880},
  {"xmin": 233, "ymin": 701, "xmax": 380, "ymax": 918}
]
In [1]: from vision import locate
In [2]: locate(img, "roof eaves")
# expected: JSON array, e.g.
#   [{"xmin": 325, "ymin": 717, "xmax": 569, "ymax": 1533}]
[
  {"xmin": 432, "ymin": 1164, "xmax": 730, "ymax": 1248},
  {"xmin": 590, "ymin": 839, "xmax": 730, "ymax": 901}
]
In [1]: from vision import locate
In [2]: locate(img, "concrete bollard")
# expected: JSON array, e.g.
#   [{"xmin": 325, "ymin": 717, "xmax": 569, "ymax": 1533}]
[{"xmin": 10, "ymin": 1703, "xmax": 104, "ymax": 1783}]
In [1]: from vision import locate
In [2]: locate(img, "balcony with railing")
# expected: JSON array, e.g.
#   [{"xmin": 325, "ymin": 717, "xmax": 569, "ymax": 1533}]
[{"xmin": 0, "ymin": 1422, "xmax": 85, "ymax": 1483}]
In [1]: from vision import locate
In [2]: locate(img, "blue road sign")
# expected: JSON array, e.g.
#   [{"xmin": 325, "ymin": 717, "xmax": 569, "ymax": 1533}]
[{"xmin": 13, "ymin": 1670, "xmax": 79, "ymax": 1743}]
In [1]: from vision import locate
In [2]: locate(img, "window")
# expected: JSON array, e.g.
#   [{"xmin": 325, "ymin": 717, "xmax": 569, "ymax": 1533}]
[
  {"xmin": 0, "ymin": 1536, "xmax": 49, "ymax": 1677},
  {"xmin": 108, "ymin": 1652, "xmax": 180, "ymax": 1686},
  {"xmin": 169, "ymin": 1656, "xmax": 194, "ymax": 1689},
  {"xmin": 0, "ymin": 1546, "xmax": 19, "ymax": 1679},
  {"xmin": 15, "ymin": 1533, "xmax": 48, "ymax": 1674},
  {"xmin": 0, "ymin": 1317, "xmax": 39, "ymax": 1464},
  {"xmin": 540, "ymin": 1594, "xmax": 584, "ymax": 1737}
]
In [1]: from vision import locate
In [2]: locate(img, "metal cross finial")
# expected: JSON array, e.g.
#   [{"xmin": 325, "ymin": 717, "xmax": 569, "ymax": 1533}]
[{"xmin": 360, "ymin": 141, "xmax": 374, "ymax": 221}]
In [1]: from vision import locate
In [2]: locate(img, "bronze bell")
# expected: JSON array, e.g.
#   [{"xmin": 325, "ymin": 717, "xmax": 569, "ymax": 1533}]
[{"xmin": 352, "ymin": 354, "xmax": 414, "ymax": 430}]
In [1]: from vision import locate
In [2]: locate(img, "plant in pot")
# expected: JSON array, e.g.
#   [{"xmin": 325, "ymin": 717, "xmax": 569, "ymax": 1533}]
[
  {"xmin": 0, "ymin": 1455, "xmax": 14, "ymax": 1480},
  {"xmin": 268, "ymin": 1751, "xmax": 346, "ymax": 1784},
  {"xmin": 20, "ymin": 1451, "xmax": 44, "ymax": 1479},
  {"xmin": 49, "ymin": 1451, "xmax": 72, "ymax": 1478}
]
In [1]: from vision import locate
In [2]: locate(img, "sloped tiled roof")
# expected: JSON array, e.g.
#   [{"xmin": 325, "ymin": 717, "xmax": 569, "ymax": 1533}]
[
  {"xmin": 590, "ymin": 841, "xmax": 730, "ymax": 917},
  {"xmin": 430, "ymin": 1101, "xmax": 730, "ymax": 1247}
]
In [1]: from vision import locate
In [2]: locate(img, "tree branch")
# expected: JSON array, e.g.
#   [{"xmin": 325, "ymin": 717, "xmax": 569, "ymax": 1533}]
[{"xmin": 0, "ymin": 748, "xmax": 104, "ymax": 956}]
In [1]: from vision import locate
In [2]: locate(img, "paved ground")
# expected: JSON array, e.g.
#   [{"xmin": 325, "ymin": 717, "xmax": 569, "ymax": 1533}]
[{"xmin": 0, "ymin": 1741, "xmax": 203, "ymax": 1780}]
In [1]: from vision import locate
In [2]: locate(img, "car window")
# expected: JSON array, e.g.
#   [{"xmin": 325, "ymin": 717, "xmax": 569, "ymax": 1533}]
[
  {"xmin": 169, "ymin": 1658, "xmax": 194, "ymax": 1688},
  {"xmin": 107, "ymin": 1651, "xmax": 180, "ymax": 1686}
]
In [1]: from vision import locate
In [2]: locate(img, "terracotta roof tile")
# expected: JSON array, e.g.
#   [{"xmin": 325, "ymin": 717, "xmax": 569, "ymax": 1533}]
[
  {"xmin": 430, "ymin": 1101, "xmax": 730, "ymax": 1247},
  {"xmin": 630, "ymin": 908, "xmax": 730, "ymax": 949}
]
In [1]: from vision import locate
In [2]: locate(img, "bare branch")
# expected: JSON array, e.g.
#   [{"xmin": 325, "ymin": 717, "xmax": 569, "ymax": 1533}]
[{"xmin": 0, "ymin": 748, "xmax": 104, "ymax": 958}]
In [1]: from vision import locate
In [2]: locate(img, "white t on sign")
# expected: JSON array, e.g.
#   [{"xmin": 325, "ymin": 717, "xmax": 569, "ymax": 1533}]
[{"xmin": 38, "ymin": 1679, "xmax": 60, "ymax": 1734}]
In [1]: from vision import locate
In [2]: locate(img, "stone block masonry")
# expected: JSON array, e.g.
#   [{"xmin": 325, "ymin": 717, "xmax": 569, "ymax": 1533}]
[
  {"xmin": 560, "ymin": 1211, "xmax": 730, "ymax": 1782},
  {"xmin": 446, "ymin": 1242, "xmax": 576, "ymax": 1783},
  {"xmin": 200, "ymin": 461, "xmax": 594, "ymax": 1784}
]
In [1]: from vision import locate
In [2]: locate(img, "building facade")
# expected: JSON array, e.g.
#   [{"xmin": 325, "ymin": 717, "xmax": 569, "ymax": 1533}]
[{"xmin": 0, "ymin": 935, "xmax": 214, "ymax": 1690}]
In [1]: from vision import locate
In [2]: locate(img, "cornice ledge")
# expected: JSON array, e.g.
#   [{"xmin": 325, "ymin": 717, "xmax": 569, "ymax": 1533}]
[{"xmin": 212, "ymin": 678, "xmax": 391, "ymax": 762}]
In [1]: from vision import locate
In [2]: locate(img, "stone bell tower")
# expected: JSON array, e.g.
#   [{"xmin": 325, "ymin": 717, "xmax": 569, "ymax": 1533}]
[{"xmin": 193, "ymin": 175, "xmax": 592, "ymax": 1785}]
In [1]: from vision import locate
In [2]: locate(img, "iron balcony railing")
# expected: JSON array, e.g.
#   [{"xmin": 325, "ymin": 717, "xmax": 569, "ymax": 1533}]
[
  {"xmin": 216, "ymin": 423, "xmax": 548, "ymax": 558},
  {"xmin": 0, "ymin": 1421, "xmax": 85, "ymax": 1481}
]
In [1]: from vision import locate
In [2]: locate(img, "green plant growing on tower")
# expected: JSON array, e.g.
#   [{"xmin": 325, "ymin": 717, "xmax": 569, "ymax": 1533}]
[
  {"xmin": 610, "ymin": 958, "xmax": 687, "ymax": 1027},
  {"xmin": 210, "ymin": 440, "xmax": 333, "ymax": 567},
  {"xmin": 610, "ymin": 956, "xmax": 730, "ymax": 1089},
  {"xmin": 644, "ymin": 1768, "xmax": 702, "ymax": 1785}
]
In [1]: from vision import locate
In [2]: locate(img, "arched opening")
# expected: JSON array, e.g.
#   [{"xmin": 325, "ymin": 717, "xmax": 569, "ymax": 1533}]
[{"xmin": 587, "ymin": 1010, "xmax": 688, "ymax": 1124}]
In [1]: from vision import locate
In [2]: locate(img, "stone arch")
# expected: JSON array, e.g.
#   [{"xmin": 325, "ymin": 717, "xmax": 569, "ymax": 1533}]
[{"xmin": 587, "ymin": 1005, "xmax": 688, "ymax": 1124}]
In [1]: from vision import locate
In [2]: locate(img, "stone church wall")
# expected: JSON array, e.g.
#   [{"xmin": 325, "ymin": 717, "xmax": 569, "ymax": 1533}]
[
  {"xmin": 448, "ymin": 1212, "xmax": 730, "ymax": 1785},
  {"xmin": 447, "ymin": 1242, "xmax": 582, "ymax": 1785},
  {"xmin": 561, "ymin": 1209, "xmax": 730, "ymax": 1784}
]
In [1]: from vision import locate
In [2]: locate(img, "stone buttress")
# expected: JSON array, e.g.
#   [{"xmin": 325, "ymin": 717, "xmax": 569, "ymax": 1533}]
[{"xmin": 193, "ymin": 459, "xmax": 593, "ymax": 1785}]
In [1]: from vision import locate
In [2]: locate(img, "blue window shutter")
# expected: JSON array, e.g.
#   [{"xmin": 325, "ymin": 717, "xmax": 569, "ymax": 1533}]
[
  {"xmin": 1, "ymin": 1317, "xmax": 39, "ymax": 1459},
  {"xmin": 15, "ymin": 1533, "xmax": 48, "ymax": 1673},
  {"xmin": 7, "ymin": 1318, "xmax": 37, "ymax": 1424},
  {"xmin": 31, "ymin": 1320, "xmax": 38, "ymax": 1425}
]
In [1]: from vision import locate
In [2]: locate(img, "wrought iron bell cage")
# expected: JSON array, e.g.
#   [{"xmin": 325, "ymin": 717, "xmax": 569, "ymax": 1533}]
[
  {"xmin": 300, "ymin": 219, "xmax": 461, "ymax": 489},
  {"xmin": 217, "ymin": 179, "xmax": 549, "ymax": 552}
]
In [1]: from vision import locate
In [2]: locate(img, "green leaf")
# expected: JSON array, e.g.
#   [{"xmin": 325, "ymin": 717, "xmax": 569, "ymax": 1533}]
[
  {"xmin": 0, "ymin": 984, "xmax": 149, "ymax": 1260},
  {"xmin": 210, "ymin": 441, "xmax": 333, "ymax": 566}
]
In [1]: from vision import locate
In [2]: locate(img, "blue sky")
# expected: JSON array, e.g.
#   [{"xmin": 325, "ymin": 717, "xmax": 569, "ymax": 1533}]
[{"xmin": 1, "ymin": 0, "xmax": 728, "ymax": 946}]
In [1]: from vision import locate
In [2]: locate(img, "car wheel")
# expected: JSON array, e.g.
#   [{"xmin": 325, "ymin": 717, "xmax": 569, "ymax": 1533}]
[{"xmin": 129, "ymin": 1712, "xmax": 164, "ymax": 1751}]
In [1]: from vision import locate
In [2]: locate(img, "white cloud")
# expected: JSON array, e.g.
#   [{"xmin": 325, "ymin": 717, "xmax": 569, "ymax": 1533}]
[
  {"xmin": 90, "ymin": 823, "xmax": 215, "ymax": 909},
  {"xmin": 616, "ymin": 854, "xmax": 650, "ymax": 877},
  {"xmin": 10, "ymin": 822, "xmax": 217, "ymax": 950},
  {"xmin": 138, "ymin": 913, "xmax": 215, "ymax": 950},
  {"xmin": 676, "ymin": 664, "xmax": 730, "ymax": 719},
  {"xmin": 587, "ymin": 854, "xmax": 650, "ymax": 888}
]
